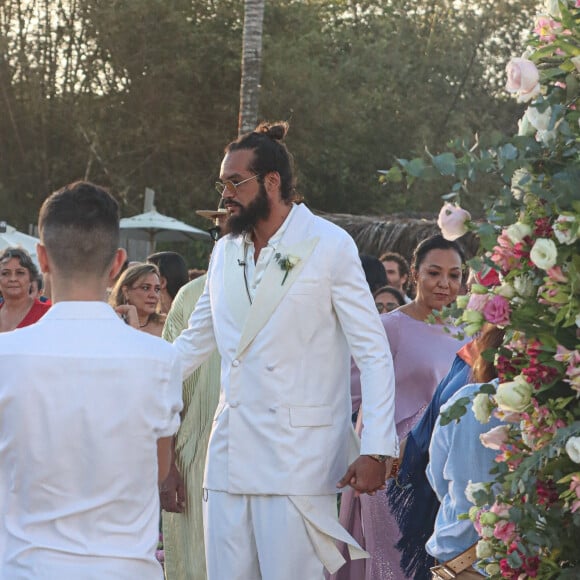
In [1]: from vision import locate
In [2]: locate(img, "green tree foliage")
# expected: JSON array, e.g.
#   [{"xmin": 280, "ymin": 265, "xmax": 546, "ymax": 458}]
[{"xmin": 0, "ymin": 0, "xmax": 538, "ymax": 238}]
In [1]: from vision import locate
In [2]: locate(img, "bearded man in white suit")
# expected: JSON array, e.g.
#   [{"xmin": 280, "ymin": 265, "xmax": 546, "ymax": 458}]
[{"xmin": 171, "ymin": 122, "xmax": 398, "ymax": 580}]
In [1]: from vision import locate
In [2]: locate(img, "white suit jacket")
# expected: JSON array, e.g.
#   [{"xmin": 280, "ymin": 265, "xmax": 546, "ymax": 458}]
[{"xmin": 173, "ymin": 203, "xmax": 397, "ymax": 495}]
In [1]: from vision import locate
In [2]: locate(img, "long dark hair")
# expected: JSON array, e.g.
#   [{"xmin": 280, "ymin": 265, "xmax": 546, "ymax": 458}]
[
  {"xmin": 472, "ymin": 324, "xmax": 505, "ymax": 383},
  {"xmin": 147, "ymin": 251, "xmax": 188, "ymax": 300}
]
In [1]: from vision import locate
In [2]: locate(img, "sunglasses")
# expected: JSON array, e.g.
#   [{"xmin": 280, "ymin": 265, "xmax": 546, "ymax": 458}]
[{"xmin": 375, "ymin": 302, "xmax": 399, "ymax": 314}]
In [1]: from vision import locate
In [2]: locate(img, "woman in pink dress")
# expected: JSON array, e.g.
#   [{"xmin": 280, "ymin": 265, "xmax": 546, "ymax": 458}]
[{"xmin": 334, "ymin": 235, "xmax": 468, "ymax": 580}]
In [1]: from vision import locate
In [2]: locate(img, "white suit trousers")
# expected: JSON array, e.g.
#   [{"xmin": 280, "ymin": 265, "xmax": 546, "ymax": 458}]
[{"xmin": 203, "ymin": 491, "xmax": 335, "ymax": 580}]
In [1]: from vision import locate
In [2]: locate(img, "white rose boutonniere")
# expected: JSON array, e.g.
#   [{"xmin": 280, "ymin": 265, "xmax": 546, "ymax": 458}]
[{"xmin": 274, "ymin": 253, "xmax": 300, "ymax": 285}]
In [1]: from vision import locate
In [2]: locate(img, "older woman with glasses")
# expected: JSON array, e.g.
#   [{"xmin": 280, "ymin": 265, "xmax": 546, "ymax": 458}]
[
  {"xmin": 109, "ymin": 263, "xmax": 165, "ymax": 337},
  {"xmin": 0, "ymin": 247, "xmax": 50, "ymax": 332}
]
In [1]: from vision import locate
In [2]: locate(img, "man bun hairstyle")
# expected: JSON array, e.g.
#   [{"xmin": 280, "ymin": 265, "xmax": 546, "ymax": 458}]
[
  {"xmin": 254, "ymin": 121, "xmax": 289, "ymax": 141},
  {"xmin": 226, "ymin": 120, "xmax": 298, "ymax": 203}
]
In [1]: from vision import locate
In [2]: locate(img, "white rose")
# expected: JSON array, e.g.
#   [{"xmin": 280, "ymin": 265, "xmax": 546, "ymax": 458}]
[
  {"xmin": 465, "ymin": 480, "xmax": 488, "ymax": 504},
  {"xmin": 495, "ymin": 376, "xmax": 533, "ymax": 413},
  {"xmin": 512, "ymin": 274, "xmax": 535, "ymax": 297},
  {"xmin": 476, "ymin": 540, "xmax": 494, "ymax": 559},
  {"xmin": 526, "ymin": 105, "xmax": 552, "ymax": 132},
  {"xmin": 496, "ymin": 282, "xmax": 515, "ymax": 299},
  {"xmin": 506, "ymin": 58, "xmax": 541, "ymax": 103},
  {"xmin": 486, "ymin": 563, "xmax": 501, "ymax": 576},
  {"xmin": 554, "ymin": 214, "xmax": 578, "ymax": 245},
  {"xmin": 518, "ymin": 114, "xmax": 536, "ymax": 137},
  {"xmin": 506, "ymin": 222, "xmax": 532, "ymax": 244},
  {"xmin": 511, "ymin": 168, "xmax": 531, "ymax": 200},
  {"xmin": 472, "ymin": 393, "xmax": 493, "ymax": 424},
  {"xmin": 530, "ymin": 238, "xmax": 558, "ymax": 271},
  {"xmin": 565, "ymin": 436, "xmax": 580, "ymax": 463},
  {"xmin": 437, "ymin": 202, "xmax": 471, "ymax": 241},
  {"xmin": 537, "ymin": 126, "xmax": 559, "ymax": 146}
]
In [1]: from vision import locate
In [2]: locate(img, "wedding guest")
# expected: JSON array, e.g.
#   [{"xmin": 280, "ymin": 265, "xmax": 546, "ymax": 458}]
[
  {"xmin": 426, "ymin": 327, "xmax": 504, "ymax": 579},
  {"xmin": 160, "ymin": 208, "xmax": 227, "ymax": 580},
  {"xmin": 109, "ymin": 263, "xmax": 165, "ymax": 337},
  {"xmin": 373, "ymin": 285, "xmax": 405, "ymax": 314},
  {"xmin": 379, "ymin": 251, "xmax": 412, "ymax": 302},
  {"xmin": 147, "ymin": 251, "xmax": 189, "ymax": 314},
  {"xmin": 360, "ymin": 254, "xmax": 388, "ymax": 294},
  {"xmin": 0, "ymin": 247, "xmax": 50, "ymax": 332},
  {"xmin": 335, "ymin": 234, "xmax": 467, "ymax": 580},
  {"xmin": 0, "ymin": 181, "xmax": 182, "ymax": 579},
  {"xmin": 389, "ymin": 326, "xmax": 502, "ymax": 579}
]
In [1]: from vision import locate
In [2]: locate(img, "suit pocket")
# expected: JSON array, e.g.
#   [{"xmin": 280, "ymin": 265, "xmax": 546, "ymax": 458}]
[
  {"xmin": 289, "ymin": 405, "xmax": 332, "ymax": 427},
  {"xmin": 286, "ymin": 280, "xmax": 319, "ymax": 296}
]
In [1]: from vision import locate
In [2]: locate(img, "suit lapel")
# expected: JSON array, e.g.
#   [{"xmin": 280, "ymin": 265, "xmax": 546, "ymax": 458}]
[
  {"xmin": 223, "ymin": 236, "xmax": 251, "ymax": 330},
  {"xmin": 235, "ymin": 236, "xmax": 319, "ymax": 358}
]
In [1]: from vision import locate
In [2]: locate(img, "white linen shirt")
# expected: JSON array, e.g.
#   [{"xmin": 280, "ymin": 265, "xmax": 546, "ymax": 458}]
[
  {"xmin": 0, "ymin": 302, "xmax": 182, "ymax": 580},
  {"xmin": 242, "ymin": 202, "xmax": 298, "ymax": 302}
]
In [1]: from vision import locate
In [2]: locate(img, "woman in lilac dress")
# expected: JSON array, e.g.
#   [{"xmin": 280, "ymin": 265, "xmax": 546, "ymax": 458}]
[{"xmin": 334, "ymin": 235, "xmax": 468, "ymax": 580}]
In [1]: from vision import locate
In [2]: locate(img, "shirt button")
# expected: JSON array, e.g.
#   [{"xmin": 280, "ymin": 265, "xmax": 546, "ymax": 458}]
[
  {"xmin": 230, "ymin": 401, "xmax": 239, "ymax": 408},
  {"xmin": 232, "ymin": 359, "xmax": 240, "ymax": 367},
  {"xmin": 266, "ymin": 364, "xmax": 275, "ymax": 371}
]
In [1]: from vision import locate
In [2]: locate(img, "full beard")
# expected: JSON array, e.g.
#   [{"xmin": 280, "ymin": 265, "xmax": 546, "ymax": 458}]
[{"xmin": 227, "ymin": 183, "xmax": 271, "ymax": 236}]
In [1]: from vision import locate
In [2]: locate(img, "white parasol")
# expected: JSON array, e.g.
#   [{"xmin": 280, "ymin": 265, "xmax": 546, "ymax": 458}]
[{"xmin": 0, "ymin": 222, "xmax": 41, "ymax": 265}]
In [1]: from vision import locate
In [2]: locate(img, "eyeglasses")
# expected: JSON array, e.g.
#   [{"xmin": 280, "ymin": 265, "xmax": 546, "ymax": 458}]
[
  {"xmin": 130, "ymin": 283, "xmax": 161, "ymax": 294},
  {"xmin": 207, "ymin": 226, "xmax": 221, "ymax": 242},
  {"xmin": 215, "ymin": 174, "xmax": 259, "ymax": 196},
  {"xmin": 375, "ymin": 302, "xmax": 398, "ymax": 314}
]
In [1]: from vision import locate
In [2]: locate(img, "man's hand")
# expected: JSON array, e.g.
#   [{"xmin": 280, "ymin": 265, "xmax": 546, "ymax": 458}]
[
  {"xmin": 160, "ymin": 462, "xmax": 186, "ymax": 513},
  {"xmin": 337, "ymin": 455, "xmax": 393, "ymax": 497}
]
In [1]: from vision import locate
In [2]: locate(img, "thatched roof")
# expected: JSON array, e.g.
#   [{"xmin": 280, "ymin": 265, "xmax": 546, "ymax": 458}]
[{"xmin": 317, "ymin": 211, "xmax": 478, "ymax": 263}]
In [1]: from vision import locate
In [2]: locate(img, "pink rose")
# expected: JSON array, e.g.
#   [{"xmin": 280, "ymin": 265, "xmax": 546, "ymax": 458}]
[
  {"xmin": 480, "ymin": 425, "xmax": 510, "ymax": 450},
  {"xmin": 494, "ymin": 519, "xmax": 517, "ymax": 542},
  {"xmin": 437, "ymin": 202, "xmax": 471, "ymax": 241},
  {"xmin": 506, "ymin": 58, "xmax": 541, "ymax": 103},
  {"xmin": 490, "ymin": 502, "xmax": 511, "ymax": 519},
  {"xmin": 482, "ymin": 294, "xmax": 511, "ymax": 326}
]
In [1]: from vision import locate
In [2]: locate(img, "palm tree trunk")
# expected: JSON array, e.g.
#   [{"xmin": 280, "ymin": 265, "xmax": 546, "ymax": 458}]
[{"xmin": 238, "ymin": 0, "xmax": 265, "ymax": 136}]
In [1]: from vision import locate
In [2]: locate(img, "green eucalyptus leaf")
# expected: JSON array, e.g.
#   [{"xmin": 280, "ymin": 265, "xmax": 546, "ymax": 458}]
[{"xmin": 431, "ymin": 152, "xmax": 457, "ymax": 176}]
